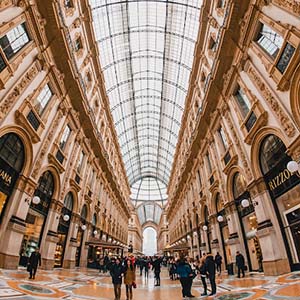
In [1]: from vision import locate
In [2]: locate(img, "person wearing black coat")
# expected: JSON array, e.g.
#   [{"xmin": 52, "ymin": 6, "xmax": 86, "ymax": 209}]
[
  {"xmin": 215, "ymin": 252, "xmax": 222, "ymax": 275},
  {"xmin": 198, "ymin": 253, "xmax": 207, "ymax": 296},
  {"xmin": 28, "ymin": 248, "xmax": 41, "ymax": 279},
  {"xmin": 110, "ymin": 258, "xmax": 124, "ymax": 300},
  {"xmin": 152, "ymin": 256, "xmax": 162, "ymax": 286},
  {"xmin": 205, "ymin": 254, "xmax": 216, "ymax": 296},
  {"xmin": 236, "ymin": 251, "xmax": 245, "ymax": 278}
]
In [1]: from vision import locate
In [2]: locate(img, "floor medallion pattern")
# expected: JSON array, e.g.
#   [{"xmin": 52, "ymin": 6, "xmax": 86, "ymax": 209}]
[{"xmin": 0, "ymin": 268, "xmax": 299, "ymax": 299}]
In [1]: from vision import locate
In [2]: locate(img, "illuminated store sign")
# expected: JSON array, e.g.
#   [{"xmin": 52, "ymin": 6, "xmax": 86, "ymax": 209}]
[{"xmin": 265, "ymin": 157, "xmax": 300, "ymax": 199}]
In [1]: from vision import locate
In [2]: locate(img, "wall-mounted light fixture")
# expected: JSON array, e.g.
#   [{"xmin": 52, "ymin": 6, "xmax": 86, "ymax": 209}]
[{"xmin": 25, "ymin": 195, "xmax": 40, "ymax": 205}]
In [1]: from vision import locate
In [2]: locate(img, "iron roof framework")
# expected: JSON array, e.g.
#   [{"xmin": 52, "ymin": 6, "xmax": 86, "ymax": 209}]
[{"xmin": 90, "ymin": 0, "xmax": 201, "ymax": 224}]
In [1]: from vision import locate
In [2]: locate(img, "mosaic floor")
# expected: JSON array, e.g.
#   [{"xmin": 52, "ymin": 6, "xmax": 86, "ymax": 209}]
[{"xmin": 0, "ymin": 267, "xmax": 299, "ymax": 299}]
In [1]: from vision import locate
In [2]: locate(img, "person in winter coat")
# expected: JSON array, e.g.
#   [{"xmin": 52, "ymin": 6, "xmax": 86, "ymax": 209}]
[
  {"xmin": 205, "ymin": 253, "xmax": 216, "ymax": 296},
  {"xmin": 176, "ymin": 257, "xmax": 195, "ymax": 298},
  {"xmin": 143, "ymin": 258, "xmax": 150, "ymax": 278},
  {"xmin": 124, "ymin": 259, "xmax": 136, "ymax": 300},
  {"xmin": 215, "ymin": 252, "xmax": 222, "ymax": 275},
  {"xmin": 198, "ymin": 253, "xmax": 207, "ymax": 296},
  {"xmin": 236, "ymin": 251, "xmax": 245, "ymax": 278},
  {"xmin": 152, "ymin": 256, "xmax": 162, "ymax": 286},
  {"xmin": 28, "ymin": 248, "xmax": 41, "ymax": 279},
  {"xmin": 110, "ymin": 258, "xmax": 124, "ymax": 300}
]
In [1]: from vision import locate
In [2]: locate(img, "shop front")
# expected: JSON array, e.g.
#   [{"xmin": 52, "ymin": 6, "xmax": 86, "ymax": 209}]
[
  {"xmin": 19, "ymin": 171, "xmax": 54, "ymax": 265},
  {"xmin": 216, "ymin": 194, "xmax": 229, "ymax": 267},
  {"xmin": 0, "ymin": 133, "xmax": 25, "ymax": 223},
  {"xmin": 233, "ymin": 173, "xmax": 263, "ymax": 272},
  {"xmin": 259, "ymin": 134, "xmax": 300, "ymax": 271},
  {"xmin": 54, "ymin": 192, "xmax": 74, "ymax": 267}
]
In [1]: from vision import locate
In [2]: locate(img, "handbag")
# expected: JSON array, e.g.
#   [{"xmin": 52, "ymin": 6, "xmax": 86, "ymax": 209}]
[
  {"xmin": 132, "ymin": 281, "xmax": 137, "ymax": 289},
  {"xmin": 27, "ymin": 263, "xmax": 32, "ymax": 272}
]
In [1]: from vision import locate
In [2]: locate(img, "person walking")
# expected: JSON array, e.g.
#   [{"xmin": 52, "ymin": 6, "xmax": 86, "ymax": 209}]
[
  {"xmin": 144, "ymin": 258, "xmax": 150, "ymax": 278},
  {"xmin": 124, "ymin": 259, "xmax": 136, "ymax": 300},
  {"xmin": 139, "ymin": 257, "xmax": 144, "ymax": 276},
  {"xmin": 236, "ymin": 251, "xmax": 245, "ymax": 278},
  {"xmin": 110, "ymin": 258, "xmax": 124, "ymax": 300},
  {"xmin": 198, "ymin": 253, "xmax": 208, "ymax": 296},
  {"xmin": 205, "ymin": 253, "xmax": 216, "ymax": 296},
  {"xmin": 28, "ymin": 248, "xmax": 41, "ymax": 280},
  {"xmin": 176, "ymin": 257, "xmax": 195, "ymax": 299},
  {"xmin": 152, "ymin": 256, "xmax": 162, "ymax": 286},
  {"xmin": 215, "ymin": 252, "xmax": 222, "ymax": 275}
]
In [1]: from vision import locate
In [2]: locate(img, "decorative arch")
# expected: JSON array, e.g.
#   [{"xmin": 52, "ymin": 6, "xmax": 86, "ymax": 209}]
[
  {"xmin": 36, "ymin": 165, "xmax": 61, "ymax": 201},
  {"xmin": 250, "ymin": 126, "xmax": 288, "ymax": 179},
  {"xmin": 290, "ymin": 63, "xmax": 300, "ymax": 130},
  {"xmin": 63, "ymin": 189, "xmax": 78, "ymax": 213},
  {"xmin": 226, "ymin": 165, "xmax": 247, "ymax": 201},
  {"xmin": 0, "ymin": 126, "xmax": 33, "ymax": 177},
  {"xmin": 210, "ymin": 190, "xmax": 222, "ymax": 215},
  {"xmin": 142, "ymin": 221, "xmax": 158, "ymax": 232}
]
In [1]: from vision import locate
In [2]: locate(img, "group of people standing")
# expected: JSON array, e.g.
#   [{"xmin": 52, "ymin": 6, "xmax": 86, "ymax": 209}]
[
  {"xmin": 109, "ymin": 255, "xmax": 163, "ymax": 300},
  {"xmin": 110, "ymin": 257, "xmax": 136, "ymax": 300},
  {"xmin": 169, "ymin": 250, "xmax": 246, "ymax": 298}
]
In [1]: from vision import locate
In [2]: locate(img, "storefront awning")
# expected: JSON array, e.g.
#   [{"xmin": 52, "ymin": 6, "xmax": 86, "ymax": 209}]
[{"xmin": 86, "ymin": 238, "xmax": 123, "ymax": 249}]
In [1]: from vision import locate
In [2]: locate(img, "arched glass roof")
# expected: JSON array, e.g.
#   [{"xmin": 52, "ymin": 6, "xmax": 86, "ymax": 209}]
[{"xmin": 90, "ymin": 0, "xmax": 201, "ymax": 224}]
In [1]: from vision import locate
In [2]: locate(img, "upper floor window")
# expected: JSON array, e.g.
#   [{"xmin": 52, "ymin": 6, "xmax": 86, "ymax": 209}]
[
  {"xmin": 216, "ymin": 0, "xmax": 225, "ymax": 8},
  {"xmin": 77, "ymin": 151, "xmax": 85, "ymax": 173},
  {"xmin": 0, "ymin": 53, "xmax": 6, "ymax": 72},
  {"xmin": 218, "ymin": 127, "xmax": 228, "ymax": 150},
  {"xmin": 206, "ymin": 152, "xmax": 212, "ymax": 174},
  {"xmin": 234, "ymin": 86, "xmax": 251, "ymax": 118},
  {"xmin": 59, "ymin": 125, "xmax": 71, "ymax": 150},
  {"xmin": 0, "ymin": 23, "xmax": 30, "ymax": 60},
  {"xmin": 255, "ymin": 23, "xmax": 283, "ymax": 59},
  {"xmin": 64, "ymin": 0, "xmax": 73, "ymax": 8},
  {"xmin": 34, "ymin": 84, "xmax": 52, "ymax": 116},
  {"xmin": 74, "ymin": 37, "xmax": 82, "ymax": 52}
]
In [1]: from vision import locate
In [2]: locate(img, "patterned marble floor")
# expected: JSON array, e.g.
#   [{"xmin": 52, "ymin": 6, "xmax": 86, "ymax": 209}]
[{"xmin": 0, "ymin": 267, "xmax": 299, "ymax": 300}]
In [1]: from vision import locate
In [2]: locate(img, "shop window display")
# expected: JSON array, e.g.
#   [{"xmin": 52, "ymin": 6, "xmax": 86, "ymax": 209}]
[
  {"xmin": 0, "ymin": 133, "xmax": 25, "ymax": 223},
  {"xmin": 55, "ymin": 193, "xmax": 73, "ymax": 267},
  {"xmin": 20, "ymin": 171, "xmax": 54, "ymax": 266},
  {"xmin": 259, "ymin": 134, "xmax": 300, "ymax": 270}
]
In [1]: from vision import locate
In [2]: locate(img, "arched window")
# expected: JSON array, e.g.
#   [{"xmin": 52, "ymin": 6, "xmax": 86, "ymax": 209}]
[
  {"xmin": 216, "ymin": 193, "xmax": 224, "ymax": 213},
  {"xmin": 204, "ymin": 206, "xmax": 209, "ymax": 224},
  {"xmin": 92, "ymin": 213, "xmax": 97, "ymax": 226},
  {"xmin": 259, "ymin": 135, "xmax": 286, "ymax": 174},
  {"xmin": 32, "ymin": 171, "xmax": 54, "ymax": 214},
  {"xmin": 36, "ymin": 171, "xmax": 54, "ymax": 198},
  {"xmin": 64, "ymin": 192, "xmax": 73, "ymax": 211},
  {"xmin": 81, "ymin": 204, "xmax": 87, "ymax": 219},
  {"xmin": 232, "ymin": 173, "xmax": 247, "ymax": 199},
  {"xmin": 0, "ymin": 133, "xmax": 25, "ymax": 171}
]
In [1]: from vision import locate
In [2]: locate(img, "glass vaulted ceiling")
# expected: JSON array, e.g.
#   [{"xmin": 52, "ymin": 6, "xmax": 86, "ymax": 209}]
[{"xmin": 90, "ymin": 0, "xmax": 201, "ymax": 224}]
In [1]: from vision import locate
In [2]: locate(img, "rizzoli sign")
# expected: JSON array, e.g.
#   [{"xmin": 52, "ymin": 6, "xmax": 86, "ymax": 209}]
[
  {"xmin": 265, "ymin": 157, "xmax": 300, "ymax": 199},
  {"xmin": 268, "ymin": 169, "xmax": 292, "ymax": 191}
]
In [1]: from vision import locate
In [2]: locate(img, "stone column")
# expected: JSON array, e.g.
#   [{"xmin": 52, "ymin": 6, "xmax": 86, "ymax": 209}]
[
  {"xmin": 79, "ymin": 223, "xmax": 90, "ymax": 268},
  {"xmin": 225, "ymin": 201, "xmax": 244, "ymax": 266},
  {"xmin": 0, "ymin": 176, "xmax": 37, "ymax": 269},
  {"xmin": 63, "ymin": 213, "xmax": 80, "ymax": 269},
  {"xmin": 40, "ymin": 199, "xmax": 62, "ymax": 270},
  {"xmin": 249, "ymin": 178, "xmax": 290, "ymax": 275}
]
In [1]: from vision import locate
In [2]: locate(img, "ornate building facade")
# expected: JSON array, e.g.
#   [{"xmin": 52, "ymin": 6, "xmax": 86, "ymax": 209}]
[
  {"xmin": 0, "ymin": 0, "xmax": 132, "ymax": 269},
  {"xmin": 166, "ymin": 0, "xmax": 300, "ymax": 276},
  {"xmin": 1, "ymin": 0, "xmax": 300, "ymax": 277}
]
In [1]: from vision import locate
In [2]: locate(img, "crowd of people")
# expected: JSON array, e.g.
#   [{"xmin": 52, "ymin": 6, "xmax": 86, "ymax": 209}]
[
  {"xmin": 167, "ymin": 251, "xmax": 246, "ymax": 298},
  {"xmin": 103, "ymin": 250, "xmax": 246, "ymax": 300},
  {"xmin": 24, "ymin": 248, "xmax": 246, "ymax": 299}
]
